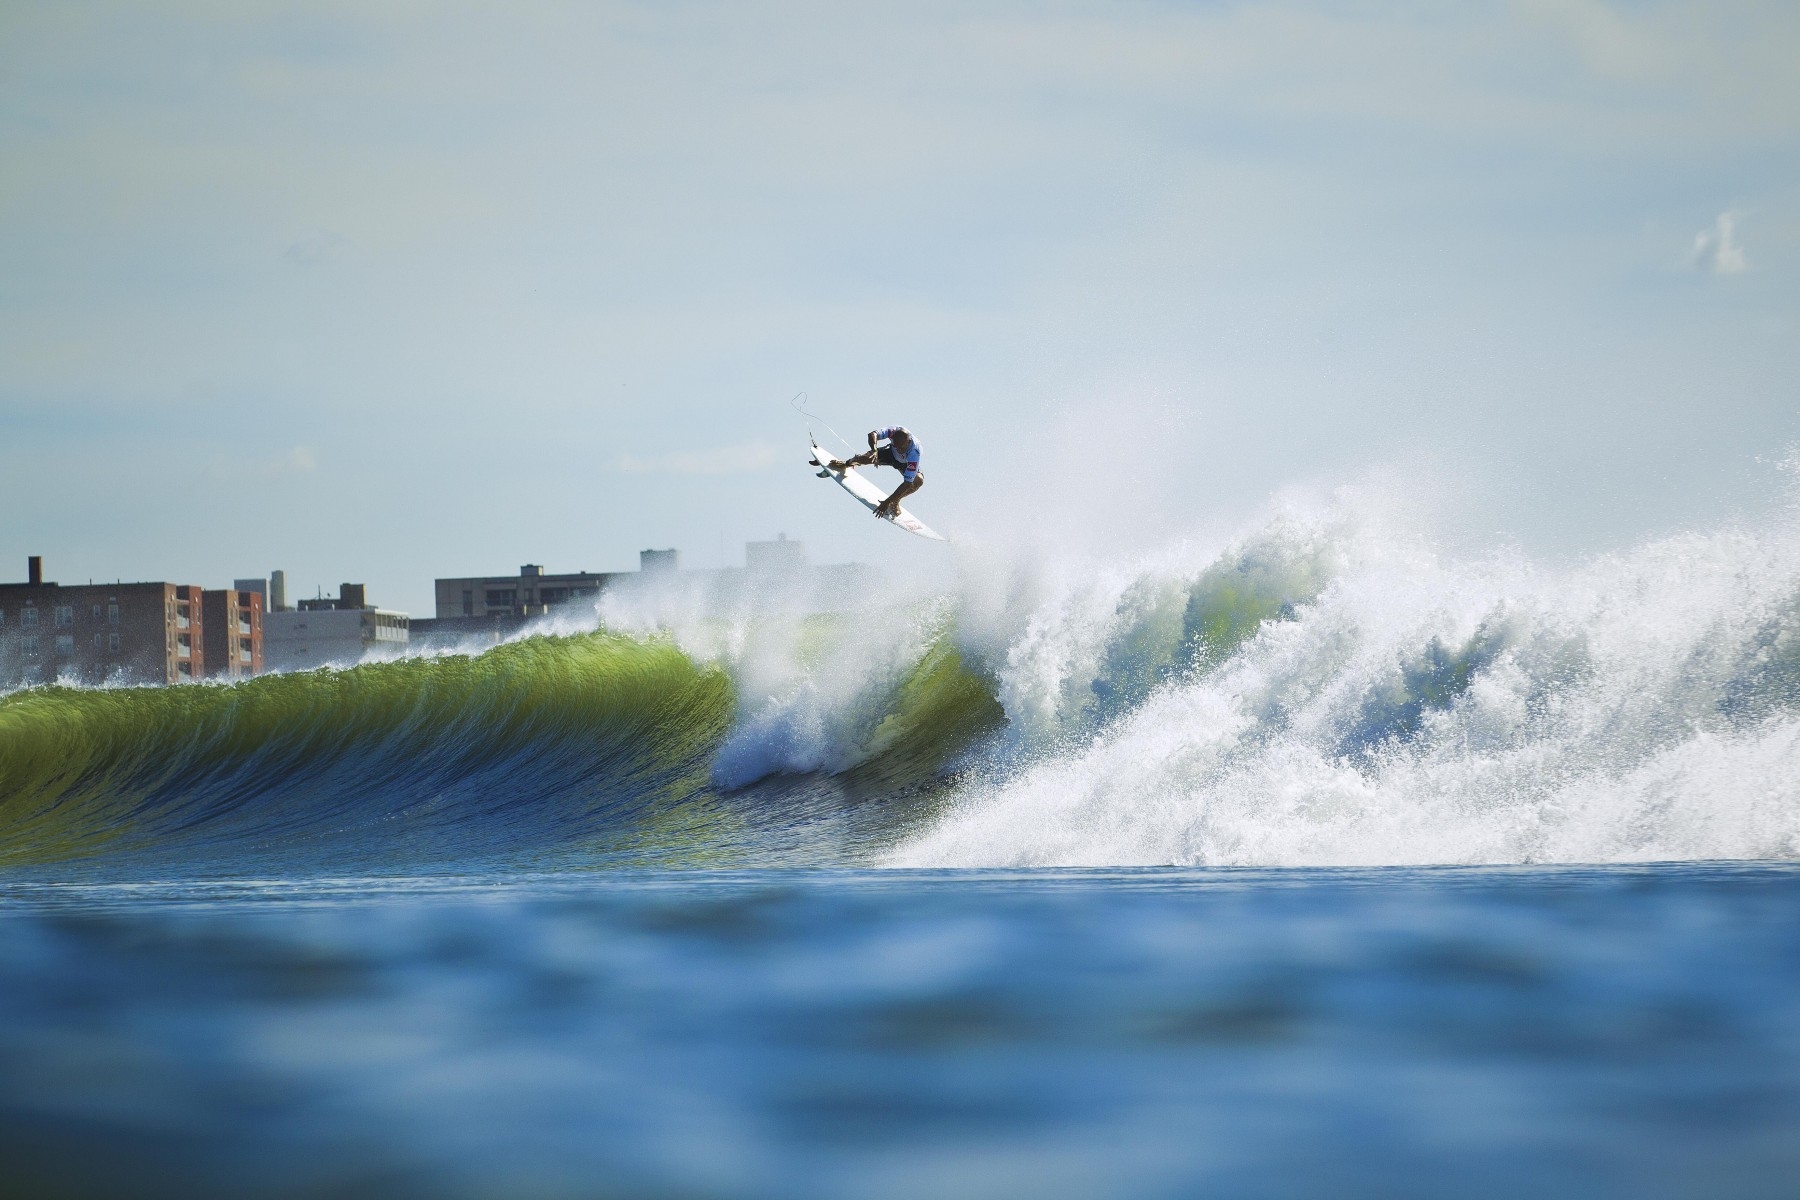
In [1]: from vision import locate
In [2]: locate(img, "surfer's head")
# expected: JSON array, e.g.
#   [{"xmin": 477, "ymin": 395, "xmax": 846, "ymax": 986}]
[{"xmin": 890, "ymin": 427, "xmax": 913, "ymax": 449}]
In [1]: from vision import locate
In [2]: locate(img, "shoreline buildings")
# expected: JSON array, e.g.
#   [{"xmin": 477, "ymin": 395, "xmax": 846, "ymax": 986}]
[
  {"xmin": 414, "ymin": 537, "xmax": 879, "ymax": 648},
  {"xmin": 262, "ymin": 582, "xmax": 410, "ymax": 672},
  {"xmin": 0, "ymin": 557, "xmax": 264, "ymax": 688},
  {"xmin": 200, "ymin": 587, "xmax": 264, "ymax": 680},
  {"xmin": 2, "ymin": 539, "xmax": 875, "ymax": 686}
]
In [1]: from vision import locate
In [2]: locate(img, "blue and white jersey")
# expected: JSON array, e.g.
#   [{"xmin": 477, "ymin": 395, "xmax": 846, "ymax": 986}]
[{"xmin": 877, "ymin": 426, "xmax": 921, "ymax": 482}]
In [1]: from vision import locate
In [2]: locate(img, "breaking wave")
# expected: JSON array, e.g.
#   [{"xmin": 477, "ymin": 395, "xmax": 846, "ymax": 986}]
[
  {"xmin": 4, "ymin": 481, "xmax": 1800, "ymax": 876},
  {"xmin": 895, "ymin": 491, "xmax": 1800, "ymax": 867}
]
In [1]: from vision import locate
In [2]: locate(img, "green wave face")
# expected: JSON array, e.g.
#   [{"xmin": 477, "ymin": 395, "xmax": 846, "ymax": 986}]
[
  {"xmin": 1080, "ymin": 536, "xmax": 1333, "ymax": 732},
  {"xmin": 705, "ymin": 608, "xmax": 1008, "ymax": 789},
  {"xmin": 0, "ymin": 633, "xmax": 735, "ymax": 872},
  {"xmin": 0, "ymin": 612, "xmax": 1014, "ymax": 876},
  {"xmin": 846, "ymin": 634, "xmax": 1009, "ymax": 787}
]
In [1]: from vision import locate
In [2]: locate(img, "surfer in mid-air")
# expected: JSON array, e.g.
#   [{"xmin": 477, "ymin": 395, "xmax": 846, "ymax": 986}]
[{"xmin": 829, "ymin": 426, "xmax": 922, "ymax": 520}]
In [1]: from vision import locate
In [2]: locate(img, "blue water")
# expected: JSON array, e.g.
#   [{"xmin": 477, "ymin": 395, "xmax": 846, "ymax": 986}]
[{"xmin": 4, "ymin": 863, "xmax": 1798, "ymax": 1199}]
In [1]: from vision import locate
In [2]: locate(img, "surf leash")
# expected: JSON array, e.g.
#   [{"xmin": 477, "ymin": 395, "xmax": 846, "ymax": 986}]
[{"xmin": 789, "ymin": 392, "xmax": 856, "ymax": 455}]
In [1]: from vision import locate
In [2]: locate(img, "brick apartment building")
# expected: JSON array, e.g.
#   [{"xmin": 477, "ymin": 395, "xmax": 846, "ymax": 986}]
[
  {"xmin": 0, "ymin": 558, "xmax": 206, "ymax": 686},
  {"xmin": 200, "ymin": 587, "xmax": 264, "ymax": 679},
  {"xmin": 0, "ymin": 557, "xmax": 267, "ymax": 688}
]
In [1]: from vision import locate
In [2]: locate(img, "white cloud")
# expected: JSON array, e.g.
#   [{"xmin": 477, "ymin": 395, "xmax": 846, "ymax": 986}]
[
  {"xmin": 205, "ymin": 444, "xmax": 318, "ymax": 481},
  {"xmin": 1692, "ymin": 211, "xmax": 1749, "ymax": 274},
  {"xmin": 615, "ymin": 442, "xmax": 776, "ymax": 476}
]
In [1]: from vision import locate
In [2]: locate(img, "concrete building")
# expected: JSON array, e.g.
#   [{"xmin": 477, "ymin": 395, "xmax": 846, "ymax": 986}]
[
  {"xmin": 263, "ymin": 582, "xmax": 409, "ymax": 672},
  {"xmin": 733, "ymin": 536, "xmax": 881, "ymax": 605},
  {"xmin": 0, "ymin": 556, "xmax": 209, "ymax": 687},
  {"xmin": 746, "ymin": 533, "xmax": 805, "ymax": 574},
  {"xmin": 201, "ymin": 588, "xmax": 264, "ymax": 680},
  {"xmin": 414, "ymin": 541, "xmax": 880, "ymax": 650},
  {"xmin": 433, "ymin": 563, "xmax": 615, "ymax": 622}
]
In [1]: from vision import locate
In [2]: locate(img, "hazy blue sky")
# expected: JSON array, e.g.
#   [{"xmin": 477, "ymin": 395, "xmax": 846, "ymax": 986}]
[{"xmin": 3, "ymin": 0, "xmax": 1796, "ymax": 614}]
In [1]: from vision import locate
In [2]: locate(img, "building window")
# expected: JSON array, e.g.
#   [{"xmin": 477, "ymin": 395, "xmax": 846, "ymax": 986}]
[
  {"xmin": 93, "ymin": 632, "xmax": 104, "ymax": 648},
  {"xmin": 240, "ymin": 638, "xmax": 252, "ymax": 662},
  {"xmin": 22, "ymin": 635, "xmax": 39, "ymax": 656},
  {"xmin": 54, "ymin": 606, "xmax": 73, "ymax": 627},
  {"xmin": 177, "ymin": 661, "xmax": 192, "ymax": 678},
  {"xmin": 176, "ymin": 634, "xmax": 191, "ymax": 658},
  {"xmin": 109, "ymin": 632, "xmax": 120, "ymax": 653},
  {"xmin": 462, "ymin": 590, "xmax": 473, "ymax": 616},
  {"xmin": 109, "ymin": 604, "xmax": 119, "ymax": 624},
  {"xmin": 176, "ymin": 604, "xmax": 190, "ymax": 629},
  {"xmin": 22, "ymin": 607, "xmax": 38, "ymax": 628},
  {"xmin": 54, "ymin": 634, "xmax": 74, "ymax": 656},
  {"xmin": 91, "ymin": 605, "xmax": 102, "ymax": 619}
]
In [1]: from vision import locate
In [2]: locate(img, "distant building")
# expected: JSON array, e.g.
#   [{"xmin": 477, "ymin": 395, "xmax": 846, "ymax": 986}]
[
  {"xmin": 746, "ymin": 533, "xmax": 805, "ymax": 574},
  {"xmin": 433, "ymin": 563, "xmax": 614, "ymax": 621},
  {"xmin": 417, "ymin": 540, "xmax": 879, "ymax": 650},
  {"xmin": 735, "ymin": 536, "xmax": 881, "ymax": 605},
  {"xmin": 263, "ymin": 582, "xmax": 408, "ymax": 672},
  {"xmin": 0, "ymin": 556, "xmax": 209, "ymax": 686},
  {"xmin": 200, "ymin": 588, "xmax": 264, "ymax": 680},
  {"xmin": 302, "ymin": 582, "xmax": 366, "ymax": 611}
]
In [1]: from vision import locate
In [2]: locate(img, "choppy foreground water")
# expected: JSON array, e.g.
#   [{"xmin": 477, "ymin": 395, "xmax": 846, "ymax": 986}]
[{"xmin": 4, "ymin": 863, "xmax": 1798, "ymax": 1199}]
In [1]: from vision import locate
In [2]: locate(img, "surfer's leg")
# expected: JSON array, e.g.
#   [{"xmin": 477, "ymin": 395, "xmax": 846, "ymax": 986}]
[{"xmin": 875, "ymin": 473, "xmax": 921, "ymax": 517}]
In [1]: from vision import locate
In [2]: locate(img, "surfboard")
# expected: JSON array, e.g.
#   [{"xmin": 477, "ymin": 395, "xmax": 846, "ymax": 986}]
[{"xmin": 808, "ymin": 440, "xmax": 948, "ymax": 541}]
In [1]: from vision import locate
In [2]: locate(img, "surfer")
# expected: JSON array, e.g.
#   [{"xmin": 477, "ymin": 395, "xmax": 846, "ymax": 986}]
[{"xmin": 831, "ymin": 426, "xmax": 923, "ymax": 520}]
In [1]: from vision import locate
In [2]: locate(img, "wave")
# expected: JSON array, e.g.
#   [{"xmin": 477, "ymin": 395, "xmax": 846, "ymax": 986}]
[
  {"xmin": 894, "ymin": 495, "xmax": 1800, "ymax": 868},
  {"xmin": 4, "ymin": 480, "xmax": 1800, "ymax": 876},
  {"xmin": 0, "ymin": 616, "xmax": 1003, "ymax": 874},
  {"xmin": 0, "ymin": 634, "xmax": 733, "ymax": 871}
]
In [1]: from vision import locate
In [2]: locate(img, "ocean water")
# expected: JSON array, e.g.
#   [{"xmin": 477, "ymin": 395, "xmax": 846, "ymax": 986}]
[
  {"xmin": 3, "ymin": 492, "xmax": 1799, "ymax": 1196},
  {"xmin": 5, "ymin": 865, "xmax": 1799, "ymax": 1199}
]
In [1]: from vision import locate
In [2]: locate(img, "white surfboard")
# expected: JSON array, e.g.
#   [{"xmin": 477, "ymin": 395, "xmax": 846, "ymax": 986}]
[{"xmin": 808, "ymin": 440, "xmax": 947, "ymax": 541}]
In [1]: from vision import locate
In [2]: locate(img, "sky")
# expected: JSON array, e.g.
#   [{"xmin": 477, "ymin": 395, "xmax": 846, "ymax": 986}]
[{"xmin": 2, "ymin": 0, "xmax": 1796, "ymax": 616}]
